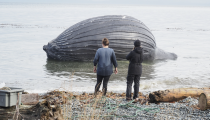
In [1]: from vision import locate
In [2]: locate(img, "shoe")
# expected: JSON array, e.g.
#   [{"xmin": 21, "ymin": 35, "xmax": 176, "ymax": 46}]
[
  {"xmin": 126, "ymin": 97, "xmax": 132, "ymax": 101},
  {"xmin": 132, "ymin": 98, "xmax": 139, "ymax": 103}
]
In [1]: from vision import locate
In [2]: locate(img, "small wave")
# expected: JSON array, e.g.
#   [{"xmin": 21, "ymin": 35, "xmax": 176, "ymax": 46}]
[
  {"xmin": 166, "ymin": 28, "xmax": 183, "ymax": 30},
  {"xmin": 151, "ymin": 28, "xmax": 210, "ymax": 31},
  {"xmin": 183, "ymin": 57, "xmax": 200, "ymax": 59},
  {"xmin": 140, "ymin": 77, "xmax": 205, "ymax": 92},
  {"xmin": 0, "ymin": 23, "xmax": 67, "ymax": 29}
]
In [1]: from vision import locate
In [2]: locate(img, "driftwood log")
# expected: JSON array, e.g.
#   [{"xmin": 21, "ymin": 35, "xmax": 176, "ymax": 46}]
[
  {"xmin": 149, "ymin": 88, "xmax": 210, "ymax": 103},
  {"xmin": 199, "ymin": 92, "xmax": 210, "ymax": 110}
]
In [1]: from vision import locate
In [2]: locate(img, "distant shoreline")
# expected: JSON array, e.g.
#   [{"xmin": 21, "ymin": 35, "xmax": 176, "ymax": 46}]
[{"xmin": 1, "ymin": 2, "xmax": 210, "ymax": 8}]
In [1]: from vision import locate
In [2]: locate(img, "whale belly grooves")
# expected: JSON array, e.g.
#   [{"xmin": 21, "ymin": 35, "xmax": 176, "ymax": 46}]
[{"xmin": 43, "ymin": 15, "xmax": 177, "ymax": 61}]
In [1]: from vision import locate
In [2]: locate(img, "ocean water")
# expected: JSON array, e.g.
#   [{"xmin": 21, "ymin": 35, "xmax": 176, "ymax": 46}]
[{"xmin": 0, "ymin": 3, "xmax": 210, "ymax": 93}]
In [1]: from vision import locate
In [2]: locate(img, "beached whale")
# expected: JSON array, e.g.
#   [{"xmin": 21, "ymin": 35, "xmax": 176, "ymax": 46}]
[{"xmin": 43, "ymin": 15, "xmax": 177, "ymax": 61}]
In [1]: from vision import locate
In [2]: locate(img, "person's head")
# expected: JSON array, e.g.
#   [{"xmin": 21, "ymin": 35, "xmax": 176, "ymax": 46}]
[
  {"xmin": 102, "ymin": 38, "xmax": 109, "ymax": 47},
  {"xmin": 134, "ymin": 40, "xmax": 141, "ymax": 47}
]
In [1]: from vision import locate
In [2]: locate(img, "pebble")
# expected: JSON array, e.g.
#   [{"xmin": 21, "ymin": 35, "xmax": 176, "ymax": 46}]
[{"xmin": 61, "ymin": 96, "xmax": 210, "ymax": 119}]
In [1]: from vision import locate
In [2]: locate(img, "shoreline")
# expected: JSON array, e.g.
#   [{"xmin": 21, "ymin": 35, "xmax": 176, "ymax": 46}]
[
  {"xmin": 24, "ymin": 87, "xmax": 154, "ymax": 96},
  {"xmin": 38, "ymin": 89, "xmax": 207, "ymax": 119},
  {"xmin": 1, "ymin": 88, "xmax": 210, "ymax": 119}
]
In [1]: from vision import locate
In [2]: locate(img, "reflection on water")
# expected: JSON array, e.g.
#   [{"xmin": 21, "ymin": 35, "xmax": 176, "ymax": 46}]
[
  {"xmin": 43, "ymin": 59, "xmax": 157, "ymax": 93},
  {"xmin": 45, "ymin": 59, "xmax": 156, "ymax": 82}
]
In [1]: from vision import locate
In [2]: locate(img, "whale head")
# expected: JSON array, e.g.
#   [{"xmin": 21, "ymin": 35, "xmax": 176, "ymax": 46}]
[{"xmin": 43, "ymin": 40, "xmax": 61, "ymax": 60}]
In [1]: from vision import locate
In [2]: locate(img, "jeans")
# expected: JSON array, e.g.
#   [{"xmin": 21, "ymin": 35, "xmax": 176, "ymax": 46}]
[
  {"xmin": 94, "ymin": 75, "xmax": 111, "ymax": 96},
  {"xmin": 126, "ymin": 74, "xmax": 141, "ymax": 99}
]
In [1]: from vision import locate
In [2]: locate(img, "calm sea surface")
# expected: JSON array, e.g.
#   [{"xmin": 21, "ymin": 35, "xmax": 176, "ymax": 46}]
[{"xmin": 0, "ymin": 3, "xmax": 210, "ymax": 93}]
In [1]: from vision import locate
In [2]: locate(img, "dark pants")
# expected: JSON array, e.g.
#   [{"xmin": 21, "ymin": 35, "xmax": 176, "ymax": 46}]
[
  {"xmin": 126, "ymin": 74, "xmax": 141, "ymax": 99},
  {"xmin": 94, "ymin": 75, "xmax": 111, "ymax": 96}
]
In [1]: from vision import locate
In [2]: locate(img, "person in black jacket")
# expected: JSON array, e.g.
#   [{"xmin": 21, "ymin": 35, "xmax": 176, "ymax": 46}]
[{"xmin": 126, "ymin": 40, "xmax": 143, "ymax": 101}]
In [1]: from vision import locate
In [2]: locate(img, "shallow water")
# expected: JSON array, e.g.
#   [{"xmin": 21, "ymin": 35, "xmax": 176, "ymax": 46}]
[{"xmin": 0, "ymin": 3, "xmax": 210, "ymax": 93}]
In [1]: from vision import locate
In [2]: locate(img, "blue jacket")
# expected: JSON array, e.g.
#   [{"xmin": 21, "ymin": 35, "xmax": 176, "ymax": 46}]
[{"xmin": 93, "ymin": 48, "xmax": 118, "ymax": 76}]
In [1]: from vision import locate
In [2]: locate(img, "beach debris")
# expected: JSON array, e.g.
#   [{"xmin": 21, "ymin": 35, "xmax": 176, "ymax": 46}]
[
  {"xmin": 2, "ymin": 89, "xmax": 210, "ymax": 119},
  {"xmin": 40, "ymin": 100, "xmax": 63, "ymax": 120},
  {"xmin": 149, "ymin": 87, "xmax": 210, "ymax": 103},
  {"xmin": 22, "ymin": 91, "xmax": 29, "ymax": 94},
  {"xmin": 0, "ymin": 87, "xmax": 11, "ymax": 90},
  {"xmin": 21, "ymin": 93, "xmax": 39, "ymax": 105}
]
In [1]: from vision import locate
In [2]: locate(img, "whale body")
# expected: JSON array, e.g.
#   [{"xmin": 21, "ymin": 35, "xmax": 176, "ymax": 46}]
[{"xmin": 43, "ymin": 15, "xmax": 177, "ymax": 61}]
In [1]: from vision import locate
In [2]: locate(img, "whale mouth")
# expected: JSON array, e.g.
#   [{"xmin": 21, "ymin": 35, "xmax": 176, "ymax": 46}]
[
  {"xmin": 43, "ymin": 45, "xmax": 47, "ymax": 51},
  {"xmin": 43, "ymin": 43, "xmax": 60, "ymax": 60}
]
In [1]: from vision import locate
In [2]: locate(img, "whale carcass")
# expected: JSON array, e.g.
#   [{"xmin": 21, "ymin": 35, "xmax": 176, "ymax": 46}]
[{"xmin": 43, "ymin": 15, "xmax": 177, "ymax": 61}]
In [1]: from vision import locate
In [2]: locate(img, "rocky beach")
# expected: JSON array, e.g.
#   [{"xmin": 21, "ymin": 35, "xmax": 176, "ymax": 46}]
[{"xmin": 1, "ymin": 89, "xmax": 210, "ymax": 120}]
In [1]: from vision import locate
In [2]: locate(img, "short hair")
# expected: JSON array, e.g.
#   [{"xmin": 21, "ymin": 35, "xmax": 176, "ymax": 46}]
[{"xmin": 102, "ymin": 38, "xmax": 109, "ymax": 46}]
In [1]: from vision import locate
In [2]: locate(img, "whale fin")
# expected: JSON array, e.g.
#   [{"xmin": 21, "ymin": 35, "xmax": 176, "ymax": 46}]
[{"xmin": 155, "ymin": 48, "xmax": 177, "ymax": 60}]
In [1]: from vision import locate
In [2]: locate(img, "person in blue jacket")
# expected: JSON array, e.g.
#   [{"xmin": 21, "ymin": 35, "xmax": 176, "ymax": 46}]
[
  {"xmin": 126, "ymin": 40, "xmax": 143, "ymax": 101},
  {"xmin": 93, "ymin": 38, "xmax": 118, "ymax": 96}
]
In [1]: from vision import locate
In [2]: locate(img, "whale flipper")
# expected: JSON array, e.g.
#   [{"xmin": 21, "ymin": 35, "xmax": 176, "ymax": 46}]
[{"xmin": 155, "ymin": 48, "xmax": 177, "ymax": 60}]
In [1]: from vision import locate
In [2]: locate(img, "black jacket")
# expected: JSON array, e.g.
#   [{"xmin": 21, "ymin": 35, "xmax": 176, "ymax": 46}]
[{"xmin": 126, "ymin": 47, "xmax": 143, "ymax": 75}]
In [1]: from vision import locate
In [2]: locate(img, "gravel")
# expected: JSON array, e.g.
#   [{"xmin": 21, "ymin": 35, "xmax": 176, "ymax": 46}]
[{"xmin": 61, "ymin": 96, "xmax": 210, "ymax": 120}]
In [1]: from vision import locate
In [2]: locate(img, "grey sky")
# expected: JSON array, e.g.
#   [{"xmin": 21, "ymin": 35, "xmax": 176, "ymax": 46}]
[{"xmin": 0, "ymin": 0, "xmax": 210, "ymax": 7}]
